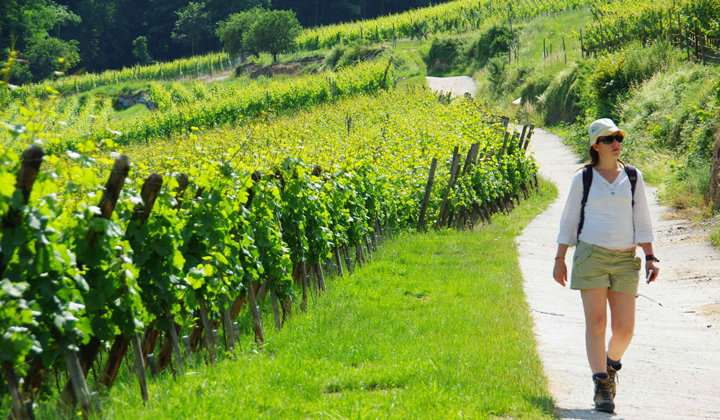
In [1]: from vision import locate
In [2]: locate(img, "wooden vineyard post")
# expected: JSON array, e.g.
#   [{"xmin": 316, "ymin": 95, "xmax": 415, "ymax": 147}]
[
  {"xmin": 0, "ymin": 145, "xmax": 44, "ymax": 276},
  {"xmin": 271, "ymin": 290, "xmax": 282, "ymax": 331},
  {"xmin": 99, "ymin": 173, "xmax": 162, "ymax": 400},
  {"xmin": 417, "ymin": 157, "xmax": 436, "ymax": 232},
  {"xmin": 499, "ymin": 130, "xmax": 510, "ymax": 157},
  {"xmin": 165, "ymin": 307, "xmax": 184, "ymax": 375},
  {"xmin": 221, "ymin": 295, "xmax": 236, "ymax": 352},
  {"xmin": 3, "ymin": 362, "xmax": 27, "ymax": 420},
  {"xmin": 64, "ymin": 348, "xmax": 101, "ymax": 419},
  {"xmin": 197, "ymin": 295, "xmax": 216, "ymax": 364},
  {"xmin": 355, "ymin": 241, "xmax": 365, "ymax": 267},
  {"xmin": 298, "ymin": 233, "xmax": 309, "ymax": 311},
  {"xmin": 435, "ymin": 147, "xmax": 460, "ymax": 230},
  {"xmin": 245, "ymin": 278, "xmax": 265, "ymax": 345},
  {"xmin": 60, "ymin": 155, "xmax": 130, "ymax": 407},
  {"xmin": 523, "ymin": 125, "xmax": 535, "ymax": 151},
  {"xmin": 316, "ymin": 263, "xmax": 327, "ymax": 293},
  {"xmin": 334, "ymin": 247, "xmax": 345, "ymax": 278}
]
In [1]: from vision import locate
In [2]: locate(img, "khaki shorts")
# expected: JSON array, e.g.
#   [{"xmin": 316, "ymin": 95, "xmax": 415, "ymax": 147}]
[{"xmin": 571, "ymin": 241, "xmax": 642, "ymax": 295}]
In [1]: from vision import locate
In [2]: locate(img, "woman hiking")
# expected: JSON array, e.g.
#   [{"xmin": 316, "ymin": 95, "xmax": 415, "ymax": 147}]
[{"xmin": 552, "ymin": 118, "xmax": 660, "ymax": 413}]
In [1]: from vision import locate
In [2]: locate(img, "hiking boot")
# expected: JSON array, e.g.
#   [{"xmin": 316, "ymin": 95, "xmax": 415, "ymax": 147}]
[
  {"xmin": 607, "ymin": 363, "xmax": 621, "ymax": 399},
  {"xmin": 593, "ymin": 376, "xmax": 615, "ymax": 413}
]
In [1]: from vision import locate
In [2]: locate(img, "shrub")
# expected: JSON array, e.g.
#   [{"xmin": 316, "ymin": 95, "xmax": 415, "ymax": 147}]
[
  {"xmin": 468, "ymin": 23, "xmax": 512, "ymax": 66},
  {"xmin": 538, "ymin": 64, "xmax": 583, "ymax": 125},
  {"xmin": 427, "ymin": 36, "xmax": 468, "ymax": 70},
  {"xmin": 486, "ymin": 56, "xmax": 508, "ymax": 95},
  {"xmin": 336, "ymin": 45, "xmax": 385, "ymax": 69}
]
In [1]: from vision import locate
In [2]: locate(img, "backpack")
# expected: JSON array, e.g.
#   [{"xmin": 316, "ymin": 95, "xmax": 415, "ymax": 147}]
[{"xmin": 577, "ymin": 164, "xmax": 637, "ymax": 239}]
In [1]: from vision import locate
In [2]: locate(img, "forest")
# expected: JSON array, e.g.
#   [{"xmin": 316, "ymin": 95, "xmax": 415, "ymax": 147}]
[{"xmin": 1, "ymin": 0, "xmax": 449, "ymax": 81}]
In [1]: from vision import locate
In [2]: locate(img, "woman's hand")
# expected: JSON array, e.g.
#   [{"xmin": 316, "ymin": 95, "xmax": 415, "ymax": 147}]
[
  {"xmin": 553, "ymin": 259, "xmax": 568, "ymax": 287},
  {"xmin": 646, "ymin": 260, "xmax": 659, "ymax": 283}
]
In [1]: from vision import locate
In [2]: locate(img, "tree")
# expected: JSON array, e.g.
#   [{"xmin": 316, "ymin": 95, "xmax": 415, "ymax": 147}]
[
  {"xmin": 25, "ymin": 37, "xmax": 81, "ymax": 82},
  {"xmin": 215, "ymin": 8, "xmax": 267, "ymax": 57},
  {"xmin": 242, "ymin": 10, "xmax": 302, "ymax": 62},
  {"xmin": 132, "ymin": 36, "xmax": 154, "ymax": 65},
  {"xmin": 171, "ymin": 2, "xmax": 212, "ymax": 56}
]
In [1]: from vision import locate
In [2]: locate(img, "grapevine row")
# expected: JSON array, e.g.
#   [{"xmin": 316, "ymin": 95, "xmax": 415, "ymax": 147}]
[
  {"xmin": 4, "ymin": 52, "xmax": 235, "ymax": 102},
  {"xmin": 582, "ymin": 0, "xmax": 720, "ymax": 54},
  {"xmin": 1, "ymin": 60, "xmax": 395, "ymax": 153},
  {"xmin": 0, "ymin": 87, "xmax": 537, "ymax": 418},
  {"xmin": 298, "ymin": 0, "xmax": 590, "ymax": 51}
]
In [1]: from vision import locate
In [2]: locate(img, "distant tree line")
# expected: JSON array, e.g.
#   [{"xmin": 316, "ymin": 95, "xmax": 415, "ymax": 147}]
[{"xmin": 1, "ymin": 0, "xmax": 446, "ymax": 84}]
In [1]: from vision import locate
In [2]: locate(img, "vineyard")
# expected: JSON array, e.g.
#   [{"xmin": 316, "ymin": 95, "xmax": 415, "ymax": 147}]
[
  {"xmin": 4, "ymin": 52, "xmax": 237, "ymax": 102},
  {"xmin": 581, "ymin": 0, "xmax": 720, "ymax": 61},
  {"xmin": 4, "ymin": 0, "xmax": 593, "ymax": 102},
  {"xmin": 0, "ymin": 78, "xmax": 538, "ymax": 418},
  {"xmin": 0, "ymin": 61, "xmax": 395, "ymax": 153},
  {"xmin": 298, "ymin": 0, "xmax": 589, "ymax": 50}
]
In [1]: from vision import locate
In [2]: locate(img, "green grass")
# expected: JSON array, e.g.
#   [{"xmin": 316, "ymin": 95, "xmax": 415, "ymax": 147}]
[{"xmin": 71, "ymin": 179, "xmax": 558, "ymax": 420}]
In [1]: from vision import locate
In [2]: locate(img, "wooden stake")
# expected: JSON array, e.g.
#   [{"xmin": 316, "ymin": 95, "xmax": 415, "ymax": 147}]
[
  {"xmin": 246, "ymin": 279, "xmax": 265, "ymax": 345},
  {"xmin": 3, "ymin": 362, "xmax": 25, "ymax": 420},
  {"xmin": 418, "ymin": 157, "xmax": 437, "ymax": 232},
  {"xmin": 334, "ymin": 247, "xmax": 345, "ymax": 277},
  {"xmin": 221, "ymin": 295, "xmax": 235, "ymax": 351},
  {"xmin": 63, "ymin": 349, "xmax": 101, "ymax": 419},
  {"xmin": 165, "ymin": 308, "xmax": 184, "ymax": 375},
  {"xmin": 197, "ymin": 295, "xmax": 216, "ymax": 364},
  {"xmin": 435, "ymin": 146, "xmax": 460, "ymax": 229},
  {"xmin": 316, "ymin": 263, "xmax": 327, "ymax": 293},
  {"xmin": 271, "ymin": 290, "xmax": 282, "ymax": 331}
]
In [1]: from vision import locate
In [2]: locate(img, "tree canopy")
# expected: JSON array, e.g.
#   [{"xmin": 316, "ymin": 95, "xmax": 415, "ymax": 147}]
[{"xmin": 2, "ymin": 0, "xmax": 450, "ymax": 83}]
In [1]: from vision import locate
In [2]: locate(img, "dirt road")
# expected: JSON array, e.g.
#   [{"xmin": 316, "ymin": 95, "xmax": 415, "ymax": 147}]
[{"xmin": 427, "ymin": 75, "xmax": 720, "ymax": 419}]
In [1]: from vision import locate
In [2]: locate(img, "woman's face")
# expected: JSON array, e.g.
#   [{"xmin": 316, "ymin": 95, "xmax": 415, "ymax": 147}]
[{"xmin": 592, "ymin": 130, "xmax": 623, "ymax": 160}]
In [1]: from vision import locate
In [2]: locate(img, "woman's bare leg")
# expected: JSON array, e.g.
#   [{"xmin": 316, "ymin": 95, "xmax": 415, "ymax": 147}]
[
  {"xmin": 607, "ymin": 290, "xmax": 636, "ymax": 361},
  {"xmin": 581, "ymin": 288, "xmax": 609, "ymax": 374}
]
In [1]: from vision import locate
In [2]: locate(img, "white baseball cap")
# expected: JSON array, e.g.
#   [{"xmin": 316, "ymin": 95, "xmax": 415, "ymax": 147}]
[{"xmin": 588, "ymin": 118, "xmax": 626, "ymax": 146}]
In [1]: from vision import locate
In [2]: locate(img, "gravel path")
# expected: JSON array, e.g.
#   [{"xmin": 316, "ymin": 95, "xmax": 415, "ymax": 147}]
[
  {"xmin": 426, "ymin": 76, "xmax": 476, "ymax": 98},
  {"xmin": 425, "ymin": 75, "xmax": 720, "ymax": 419},
  {"xmin": 518, "ymin": 128, "xmax": 720, "ymax": 420}
]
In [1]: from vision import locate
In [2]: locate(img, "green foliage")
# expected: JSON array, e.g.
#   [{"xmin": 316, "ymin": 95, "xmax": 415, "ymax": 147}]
[
  {"xmin": 100, "ymin": 181, "xmax": 558, "ymax": 420},
  {"xmin": 23, "ymin": 37, "xmax": 81, "ymax": 83},
  {"xmin": 1, "ymin": 61, "xmax": 395, "ymax": 151},
  {"xmin": 469, "ymin": 23, "xmax": 512, "ymax": 66},
  {"xmin": 243, "ymin": 10, "xmax": 302, "ymax": 62},
  {"xmin": 427, "ymin": 36, "xmax": 470, "ymax": 71},
  {"xmin": 132, "ymin": 36, "xmax": 154, "ymax": 65},
  {"xmin": 335, "ymin": 45, "xmax": 386, "ymax": 69},
  {"xmin": 537, "ymin": 64, "xmax": 583, "ymax": 125},
  {"xmin": 171, "ymin": 2, "xmax": 213, "ymax": 56},
  {"xmin": 216, "ymin": 8, "xmax": 267, "ymax": 57},
  {"xmin": 486, "ymin": 56, "xmax": 508, "ymax": 96},
  {"xmin": 298, "ymin": 0, "xmax": 587, "ymax": 51}
]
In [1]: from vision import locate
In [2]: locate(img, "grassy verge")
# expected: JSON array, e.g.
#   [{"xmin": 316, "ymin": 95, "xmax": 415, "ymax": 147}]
[{"xmin": 81, "ymin": 179, "xmax": 558, "ymax": 420}]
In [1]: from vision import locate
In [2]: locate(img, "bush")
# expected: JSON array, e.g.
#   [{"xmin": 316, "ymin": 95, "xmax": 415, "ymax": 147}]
[
  {"xmin": 427, "ymin": 36, "xmax": 468, "ymax": 70},
  {"xmin": 468, "ymin": 23, "xmax": 512, "ymax": 66},
  {"xmin": 538, "ymin": 64, "xmax": 583, "ymax": 125},
  {"xmin": 24, "ymin": 37, "xmax": 81, "ymax": 83},
  {"xmin": 520, "ymin": 73, "xmax": 553, "ymax": 106},
  {"xmin": 486, "ymin": 56, "xmax": 508, "ymax": 95},
  {"xmin": 325, "ymin": 45, "xmax": 348, "ymax": 69},
  {"xmin": 336, "ymin": 45, "xmax": 385, "ymax": 69}
]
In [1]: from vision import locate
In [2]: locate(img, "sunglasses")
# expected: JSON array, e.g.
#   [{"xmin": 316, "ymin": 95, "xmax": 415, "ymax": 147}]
[{"xmin": 596, "ymin": 134, "xmax": 624, "ymax": 145}]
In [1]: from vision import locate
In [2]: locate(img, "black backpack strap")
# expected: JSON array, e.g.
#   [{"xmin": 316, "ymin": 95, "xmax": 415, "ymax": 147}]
[
  {"xmin": 578, "ymin": 165, "xmax": 593, "ymax": 240},
  {"xmin": 624, "ymin": 164, "xmax": 637, "ymax": 206}
]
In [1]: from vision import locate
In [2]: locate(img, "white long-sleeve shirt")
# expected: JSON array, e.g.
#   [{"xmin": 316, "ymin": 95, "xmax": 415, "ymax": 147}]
[{"xmin": 557, "ymin": 166, "xmax": 654, "ymax": 249}]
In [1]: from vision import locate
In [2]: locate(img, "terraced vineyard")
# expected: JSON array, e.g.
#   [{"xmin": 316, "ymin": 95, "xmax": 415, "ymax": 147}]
[
  {"xmin": 0, "ymin": 74, "xmax": 537, "ymax": 418},
  {"xmin": 0, "ymin": 61, "xmax": 394, "ymax": 153}
]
